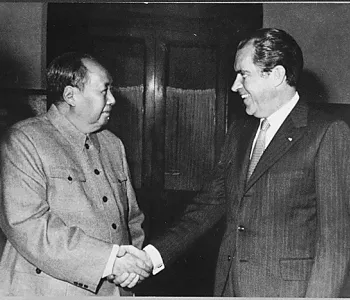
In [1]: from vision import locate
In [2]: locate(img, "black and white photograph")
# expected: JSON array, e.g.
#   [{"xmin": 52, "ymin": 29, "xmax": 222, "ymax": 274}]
[{"xmin": 1, "ymin": 2, "xmax": 350, "ymax": 298}]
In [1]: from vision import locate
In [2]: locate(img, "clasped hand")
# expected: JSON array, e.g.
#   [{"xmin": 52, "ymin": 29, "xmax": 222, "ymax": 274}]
[{"xmin": 107, "ymin": 245, "xmax": 153, "ymax": 288}]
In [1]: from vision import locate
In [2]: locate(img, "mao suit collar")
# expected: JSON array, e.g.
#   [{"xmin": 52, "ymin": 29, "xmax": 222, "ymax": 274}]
[{"xmin": 46, "ymin": 104, "xmax": 101, "ymax": 153}]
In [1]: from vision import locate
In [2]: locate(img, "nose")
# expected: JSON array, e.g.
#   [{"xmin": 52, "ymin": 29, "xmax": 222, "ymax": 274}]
[
  {"xmin": 107, "ymin": 88, "xmax": 116, "ymax": 106},
  {"xmin": 231, "ymin": 74, "xmax": 243, "ymax": 92}
]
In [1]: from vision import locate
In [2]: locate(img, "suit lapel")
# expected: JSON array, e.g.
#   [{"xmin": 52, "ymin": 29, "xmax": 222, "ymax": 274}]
[
  {"xmin": 244, "ymin": 100, "xmax": 309, "ymax": 191},
  {"xmin": 228, "ymin": 116, "xmax": 259, "ymax": 196}
]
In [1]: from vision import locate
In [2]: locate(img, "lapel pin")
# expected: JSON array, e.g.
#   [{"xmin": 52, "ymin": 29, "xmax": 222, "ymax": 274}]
[{"xmin": 288, "ymin": 137, "xmax": 293, "ymax": 142}]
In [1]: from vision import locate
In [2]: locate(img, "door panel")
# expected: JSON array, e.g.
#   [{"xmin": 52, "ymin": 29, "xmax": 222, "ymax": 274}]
[
  {"xmin": 164, "ymin": 86, "xmax": 216, "ymax": 190},
  {"xmin": 156, "ymin": 30, "xmax": 225, "ymax": 191}
]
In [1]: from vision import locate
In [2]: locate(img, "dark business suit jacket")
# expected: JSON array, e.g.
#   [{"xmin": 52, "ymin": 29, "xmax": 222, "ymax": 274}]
[{"xmin": 152, "ymin": 98, "xmax": 350, "ymax": 297}]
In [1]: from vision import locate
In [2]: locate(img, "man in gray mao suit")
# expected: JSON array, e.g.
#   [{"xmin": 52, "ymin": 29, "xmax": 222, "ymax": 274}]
[
  {"xmin": 0, "ymin": 52, "xmax": 151, "ymax": 296},
  {"xmin": 118, "ymin": 28, "xmax": 350, "ymax": 297}
]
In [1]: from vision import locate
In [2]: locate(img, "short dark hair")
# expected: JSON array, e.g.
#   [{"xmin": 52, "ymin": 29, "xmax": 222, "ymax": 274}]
[
  {"xmin": 46, "ymin": 52, "xmax": 97, "ymax": 105},
  {"xmin": 238, "ymin": 28, "xmax": 303, "ymax": 87}
]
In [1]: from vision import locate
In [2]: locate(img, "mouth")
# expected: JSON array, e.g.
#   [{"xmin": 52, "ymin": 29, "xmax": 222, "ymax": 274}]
[
  {"xmin": 240, "ymin": 93, "xmax": 250, "ymax": 99},
  {"xmin": 103, "ymin": 105, "xmax": 112, "ymax": 113}
]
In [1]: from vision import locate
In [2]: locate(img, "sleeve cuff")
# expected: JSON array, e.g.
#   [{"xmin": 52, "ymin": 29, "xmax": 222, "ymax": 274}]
[
  {"xmin": 102, "ymin": 244, "xmax": 119, "ymax": 278},
  {"xmin": 144, "ymin": 244, "xmax": 165, "ymax": 275}
]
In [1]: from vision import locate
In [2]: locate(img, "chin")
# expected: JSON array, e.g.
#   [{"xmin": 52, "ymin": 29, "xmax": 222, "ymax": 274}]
[
  {"xmin": 245, "ymin": 108, "xmax": 255, "ymax": 116},
  {"xmin": 101, "ymin": 116, "xmax": 110, "ymax": 124}
]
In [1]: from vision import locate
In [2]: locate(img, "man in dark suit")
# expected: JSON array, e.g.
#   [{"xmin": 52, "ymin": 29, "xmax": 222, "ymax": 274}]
[{"xmin": 117, "ymin": 28, "xmax": 350, "ymax": 297}]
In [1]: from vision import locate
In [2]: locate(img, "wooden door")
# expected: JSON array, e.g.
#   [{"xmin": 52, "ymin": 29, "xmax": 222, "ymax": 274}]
[
  {"xmin": 89, "ymin": 30, "xmax": 227, "ymax": 193},
  {"xmin": 154, "ymin": 28, "xmax": 227, "ymax": 192}
]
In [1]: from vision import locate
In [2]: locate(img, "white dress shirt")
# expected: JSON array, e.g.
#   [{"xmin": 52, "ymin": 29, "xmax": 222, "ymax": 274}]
[{"xmin": 250, "ymin": 92, "xmax": 299, "ymax": 158}]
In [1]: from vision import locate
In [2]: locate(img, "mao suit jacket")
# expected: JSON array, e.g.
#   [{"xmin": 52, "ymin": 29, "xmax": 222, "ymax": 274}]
[
  {"xmin": 0, "ymin": 105, "xmax": 145, "ymax": 296},
  {"xmin": 152, "ymin": 98, "xmax": 350, "ymax": 297}
]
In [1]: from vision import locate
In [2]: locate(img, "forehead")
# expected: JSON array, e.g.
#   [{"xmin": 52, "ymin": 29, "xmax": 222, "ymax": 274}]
[
  {"xmin": 82, "ymin": 58, "xmax": 111, "ymax": 85},
  {"xmin": 234, "ymin": 43, "xmax": 255, "ymax": 71}
]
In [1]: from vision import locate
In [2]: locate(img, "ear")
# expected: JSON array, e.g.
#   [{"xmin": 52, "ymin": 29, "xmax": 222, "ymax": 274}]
[
  {"xmin": 271, "ymin": 65, "xmax": 286, "ymax": 87},
  {"xmin": 63, "ymin": 86, "xmax": 76, "ymax": 107}
]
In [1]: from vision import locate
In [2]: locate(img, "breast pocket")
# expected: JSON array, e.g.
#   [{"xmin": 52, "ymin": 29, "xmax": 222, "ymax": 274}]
[
  {"xmin": 48, "ymin": 166, "xmax": 86, "ymax": 182},
  {"xmin": 47, "ymin": 166, "xmax": 90, "ymax": 211}
]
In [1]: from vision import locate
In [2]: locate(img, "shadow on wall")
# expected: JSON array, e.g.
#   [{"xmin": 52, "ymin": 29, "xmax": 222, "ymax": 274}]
[
  {"xmin": 0, "ymin": 49, "xmax": 31, "ymax": 89},
  {"xmin": 0, "ymin": 43, "xmax": 44, "ymax": 134},
  {"xmin": 299, "ymin": 69, "xmax": 329, "ymax": 103},
  {"xmin": 0, "ymin": 90, "xmax": 46, "ymax": 136},
  {"xmin": 299, "ymin": 69, "xmax": 350, "ymax": 126}
]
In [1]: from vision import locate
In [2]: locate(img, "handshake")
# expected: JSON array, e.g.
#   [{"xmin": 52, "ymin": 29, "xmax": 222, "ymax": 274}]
[{"xmin": 107, "ymin": 245, "xmax": 153, "ymax": 289}]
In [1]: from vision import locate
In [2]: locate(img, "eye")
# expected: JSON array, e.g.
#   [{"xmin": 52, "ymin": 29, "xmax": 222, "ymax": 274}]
[
  {"xmin": 101, "ymin": 89, "xmax": 107, "ymax": 95},
  {"xmin": 105, "ymin": 85, "xmax": 115, "ymax": 93}
]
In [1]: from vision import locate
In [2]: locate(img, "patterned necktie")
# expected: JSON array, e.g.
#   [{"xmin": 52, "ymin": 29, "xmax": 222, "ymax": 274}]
[{"xmin": 246, "ymin": 118, "xmax": 270, "ymax": 181}]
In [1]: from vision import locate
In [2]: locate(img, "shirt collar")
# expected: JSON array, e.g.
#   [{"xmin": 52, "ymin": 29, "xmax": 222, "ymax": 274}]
[
  {"xmin": 86, "ymin": 133, "xmax": 101, "ymax": 152},
  {"xmin": 266, "ymin": 91, "xmax": 299, "ymax": 126},
  {"xmin": 47, "ymin": 104, "xmax": 101, "ymax": 152}
]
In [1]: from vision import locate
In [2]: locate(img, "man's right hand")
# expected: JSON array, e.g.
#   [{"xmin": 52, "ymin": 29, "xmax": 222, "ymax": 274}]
[{"xmin": 109, "ymin": 245, "xmax": 153, "ymax": 288}]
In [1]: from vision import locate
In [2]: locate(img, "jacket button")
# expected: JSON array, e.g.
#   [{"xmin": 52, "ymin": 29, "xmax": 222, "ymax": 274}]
[
  {"xmin": 228, "ymin": 255, "xmax": 231, "ymax": 261},
  {"xmin": 94, "ymin": 169, "xmax": 100, "ymax": 175},
  {"xmin": 112, "ymin": 223, "xmax": 117, "ymax": 229},
  {"xmin": 35, "ymin": 268, "xmax": 41, "ymax": 274},
  {"xmin": 237, "ymin": 225, "xmax": 245, "ymax": 232},
  {"xmin": 103, "ymin": 196, "xmax": 108, "ymax": 202}
]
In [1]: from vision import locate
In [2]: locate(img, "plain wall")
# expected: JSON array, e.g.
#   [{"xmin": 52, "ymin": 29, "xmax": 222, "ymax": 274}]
[
  {"xmin": 0, "ymin": 2, "xmax": 47, "ymax": 89},
  {"xmin": 264, "ymin": 3, "xmax": 350, "ymax": 104}
]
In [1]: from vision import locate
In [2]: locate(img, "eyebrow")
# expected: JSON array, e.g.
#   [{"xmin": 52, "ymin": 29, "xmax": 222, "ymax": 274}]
[
  {"xmin": 234, "ymin": 69, "xmax": 249, "ymax": 76},
  {"xmin": 107, "ymin": 73, "xmax": 113, "ymax": 83},
  {"xmin": 100, "ymin": 82, "xmax": 111, "ymax": 91},
  {"xmin": 105, "ymin": 79, "xmax": 113, "ymax": 87}
]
